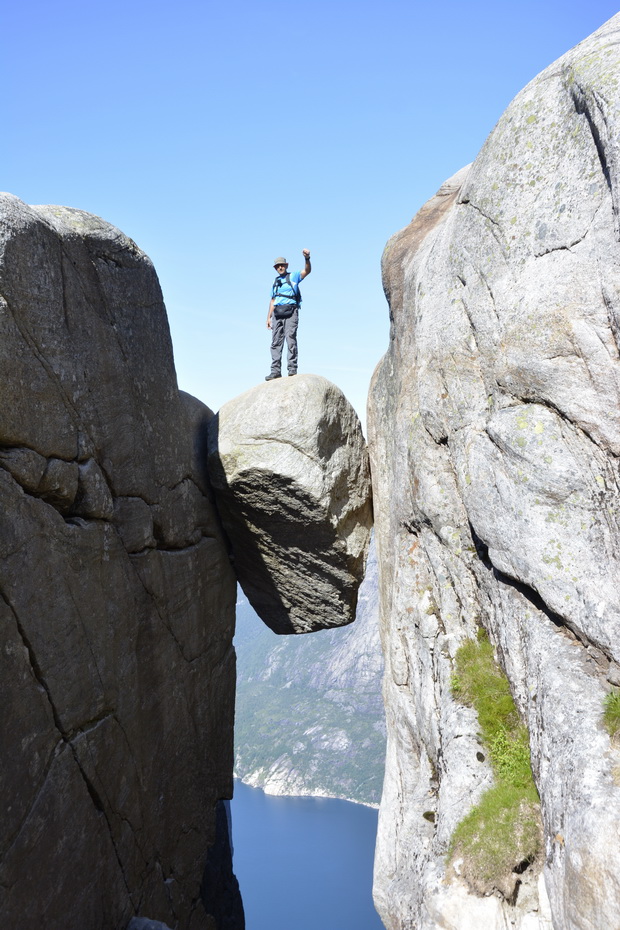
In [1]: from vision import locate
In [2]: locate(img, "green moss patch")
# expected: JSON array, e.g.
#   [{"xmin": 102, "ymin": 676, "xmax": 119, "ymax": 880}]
[
  {"xmin": 449, "ymin": 784, "xmax": 540, "ymax": 892},
  {"xmin": 449, "ymin": 630, "xmax": 541, "ymax": 894},
  {"xmin": 603, "ymin": 688, "xmax": 620, "ymax": 740}
]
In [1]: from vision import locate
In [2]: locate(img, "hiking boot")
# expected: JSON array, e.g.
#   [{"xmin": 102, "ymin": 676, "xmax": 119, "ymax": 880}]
[
  {"xmin": 288, "ymin": 371, "xmax": 297, "ymax": 376},
  {"xmin": 265, "ymin": 373, "xmax": 281, "ymax": 381}
]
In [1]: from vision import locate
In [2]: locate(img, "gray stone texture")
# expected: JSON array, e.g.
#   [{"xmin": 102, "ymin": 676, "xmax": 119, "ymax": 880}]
[
  {"xmin": 369, "ymin": 13, "xmax": 620, "ymax": 930},
  {"xmin": 127, "ymin": 920, "xmax": 174, "ymax": 930},
  {"xmin": 0, "ymin": 195, "xmax": 240, "ymax": 929},
  {"xmin": 207, "ymin": 374, "xmax": 373, "ymax": 635}
]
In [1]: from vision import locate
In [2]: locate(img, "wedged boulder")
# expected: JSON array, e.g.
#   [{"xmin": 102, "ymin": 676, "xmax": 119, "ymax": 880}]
[
  {"xmin": 369, "ymin": 13, "xmax": 620, "ymax": 930},
  {"xmin": 207, "ymin": 374, "xmax": 372, "ymax": 634},
  {"xmin": 0, "ymin": 194, "xmax": 241, "ymax": 929}
]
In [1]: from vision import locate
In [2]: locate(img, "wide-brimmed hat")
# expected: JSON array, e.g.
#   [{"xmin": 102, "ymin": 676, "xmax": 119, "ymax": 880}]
[{"xmin": 273, "ymin": 257, "xmax": 288, "ymax": 268}]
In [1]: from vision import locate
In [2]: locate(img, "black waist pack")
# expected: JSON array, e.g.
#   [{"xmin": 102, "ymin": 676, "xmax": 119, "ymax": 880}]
[{"xmin": 274, "ymin": 304, "xmax": 298, "ymax": 319}]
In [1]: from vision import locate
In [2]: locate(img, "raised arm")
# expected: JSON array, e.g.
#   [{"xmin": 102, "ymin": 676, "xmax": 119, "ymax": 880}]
[{"xmin": 300, "ymin": 248, "xmax": 311, "ymax": 279}]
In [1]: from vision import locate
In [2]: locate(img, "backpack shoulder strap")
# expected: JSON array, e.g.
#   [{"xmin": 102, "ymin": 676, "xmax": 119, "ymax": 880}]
[
  {"xmin": 272, "ymin": 272, "xmax": 300, "ymax": 303},
  {"xmin": 287, "ymin": 273, "xmax": 302, "ymax": 302}
]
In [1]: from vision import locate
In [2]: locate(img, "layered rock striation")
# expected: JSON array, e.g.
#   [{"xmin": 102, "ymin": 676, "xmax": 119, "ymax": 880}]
[
  {"xmin": 207, "ymin": 375, "xmax": 372, "ymax": 635},
  {"xmin": 0, "ymin": 196, "xmax": 242, "ymax": 930},
  {"xmin": 369, "ymin": 14, "xmax": 620, "ymax": 930}
]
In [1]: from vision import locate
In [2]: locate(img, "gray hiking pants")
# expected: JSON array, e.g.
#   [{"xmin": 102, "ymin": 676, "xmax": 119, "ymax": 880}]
[{"xmin": 270, "ymin": 307, "xmax": 299, "ymax": 375}]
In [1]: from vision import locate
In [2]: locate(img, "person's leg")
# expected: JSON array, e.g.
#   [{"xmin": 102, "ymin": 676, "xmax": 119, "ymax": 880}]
[
  {"xmin": 285, "ymin": 309, "xmax": 299, "ymax": 375},
  {"xmin": 268, "ymin": 316, "xmax": 285, "ymax": 377}
]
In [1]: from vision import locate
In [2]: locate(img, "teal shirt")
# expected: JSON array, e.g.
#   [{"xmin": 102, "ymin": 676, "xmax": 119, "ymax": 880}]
[{"xmin": 272, "ymin": 270, "xmax": 302, "ymax": 306}]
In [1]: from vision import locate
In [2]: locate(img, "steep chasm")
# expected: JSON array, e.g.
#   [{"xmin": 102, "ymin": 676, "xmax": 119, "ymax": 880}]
[
  {"xmin": 233, "ymin": 539, "xmax": 385, "ymax": 807},
  {"xmin": 0, "ymin": 195, "xmax": 242, "ymax": 930},
  {"xmin": 369, "ymin": 13, "xmax": 620, "ymax": 930},
  {"xmin": 206, "ymin": 374, "xmax": 373, "ymax": 635}
]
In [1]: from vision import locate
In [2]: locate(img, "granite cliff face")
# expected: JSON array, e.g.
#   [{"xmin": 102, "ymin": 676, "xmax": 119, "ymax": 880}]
[
  {"xmin": 0, "ymin": 196, "xmax": 241, "ymax": 930},
  {"xmin": 369, "ymin": 14, "xmax": 620, "ymax": 930}
]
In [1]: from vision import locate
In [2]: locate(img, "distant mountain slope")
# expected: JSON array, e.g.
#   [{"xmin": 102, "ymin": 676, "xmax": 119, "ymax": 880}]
[{"xmin": 234, "ymin": 542, "xmax": 385, "ymax": 806}]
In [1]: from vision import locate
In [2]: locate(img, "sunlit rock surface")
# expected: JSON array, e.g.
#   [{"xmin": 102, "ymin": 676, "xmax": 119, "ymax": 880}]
[
  {"xmin": 0, "ymin": 195, "xmax": 242, "ymax": 930},
  {"xmin": 369, "ymin": 14, "xmax": 620, "ymax": 930},
  {"xmin": 207, "ymin": 374, "xmax": 372, "ymax": 635}
]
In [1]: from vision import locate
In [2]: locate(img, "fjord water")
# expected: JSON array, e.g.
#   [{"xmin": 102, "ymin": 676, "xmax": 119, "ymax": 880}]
[{"xmin": 231, "ymin": 780, "xmax": 384, "ymax": 929}]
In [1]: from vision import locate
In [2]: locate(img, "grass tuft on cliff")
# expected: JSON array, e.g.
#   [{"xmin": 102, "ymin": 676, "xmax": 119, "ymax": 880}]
[
  {"xmin": 449, "ymin": 629, "xmax": 541, "ymax": 894},
  {"xmin": 603, "ymin": 687, "xmax": 620, "ymax": 739}
]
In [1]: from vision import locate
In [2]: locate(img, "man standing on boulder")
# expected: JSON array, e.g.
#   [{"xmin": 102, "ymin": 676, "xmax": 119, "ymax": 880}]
[{"xmin": 265, "ymin": 249, "xmax": 311, "ymax": 381}]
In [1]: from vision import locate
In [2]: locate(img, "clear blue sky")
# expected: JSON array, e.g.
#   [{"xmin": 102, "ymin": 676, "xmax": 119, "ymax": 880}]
[{"xmin": 3, "ymin": 1, "xmax": 619, "ymax": 427}]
